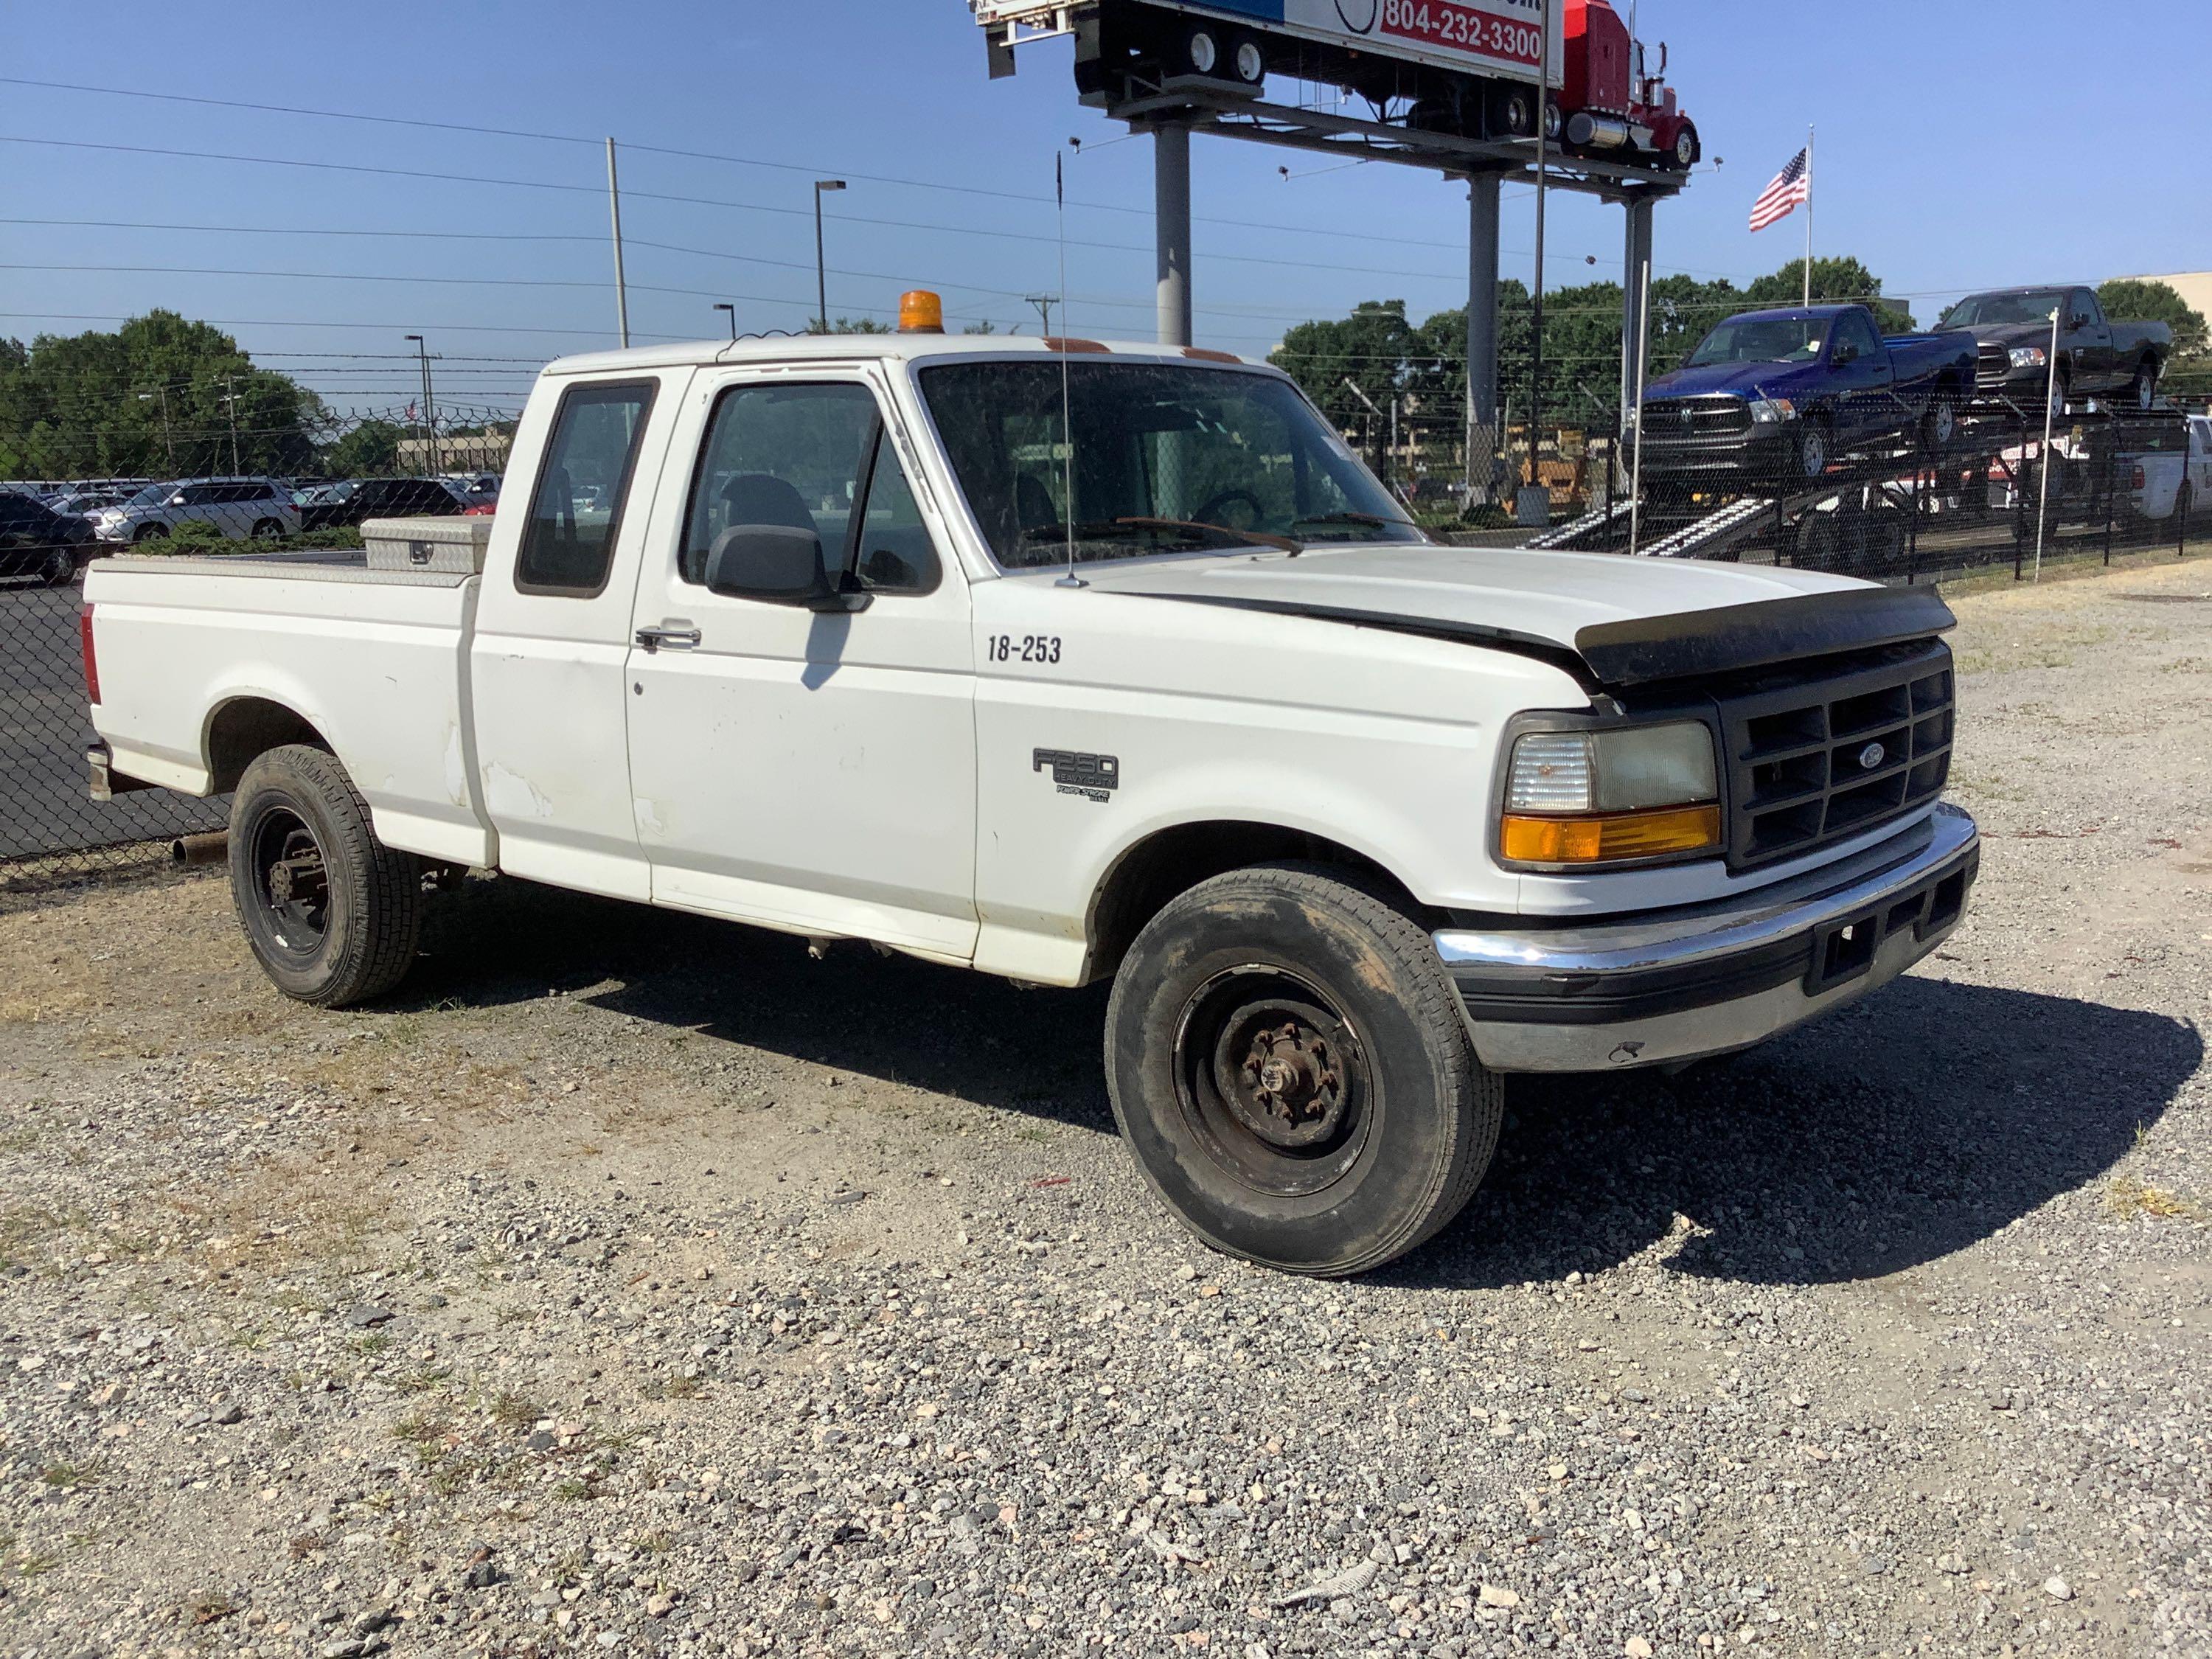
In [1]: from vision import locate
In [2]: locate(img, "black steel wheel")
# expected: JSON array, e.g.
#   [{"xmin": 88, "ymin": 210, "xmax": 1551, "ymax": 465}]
[
  {"xmin": 1105, "ymin": 863, "xmax": 1502, "ymax": 1276},
  {"xmin": 229, "ymin": 743, "xmax": 422, "ymax": 1006}
]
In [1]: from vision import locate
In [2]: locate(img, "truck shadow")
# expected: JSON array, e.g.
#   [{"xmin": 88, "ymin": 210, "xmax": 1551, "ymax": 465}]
[
  {"xmin": 1393, "ymin": 976, "xmax": 2202, "ymax": 1290},
  {"xmin": 403, "ymin": 883, "xmax": 2198, "ymax": 1288}
]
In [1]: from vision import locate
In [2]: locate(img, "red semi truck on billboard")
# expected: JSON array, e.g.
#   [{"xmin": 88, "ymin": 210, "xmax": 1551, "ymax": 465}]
[{"xmin": 973, "ymin": 0, "xmax": 1697, "ymax": 168}]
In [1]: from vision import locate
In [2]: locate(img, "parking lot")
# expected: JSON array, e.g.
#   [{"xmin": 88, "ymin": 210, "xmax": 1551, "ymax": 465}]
[{"xmin": 1, "ymin": 555, "xmax": 2208, "ymax": 1658}]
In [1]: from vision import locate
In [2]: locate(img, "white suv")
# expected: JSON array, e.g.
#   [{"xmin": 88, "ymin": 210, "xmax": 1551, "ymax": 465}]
[{"xmin": 94, "ymin": 477, "xmax": 302, "ymax": 544}]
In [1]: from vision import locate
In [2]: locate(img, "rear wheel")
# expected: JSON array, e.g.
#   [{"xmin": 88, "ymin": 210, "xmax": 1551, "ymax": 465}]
[
  {"xmin": 1104, "ymin": 863, "xmax": 1502, "ymax": 1276},
  {"xmin": 132, "ymin": 522, "xmax": 168, "ymax": 544},
  {"xmin": 2132, "ymin": 359, "xmax": 2159, "ymax": 411},
  {"xmin": 1492, "ymin": 84, "xmax": 1537, "ymax": 138},
  {"xmin": 250, "ymin": 517, "xmax": 283, "ymax": 540},
  {"xmin": 229, "ymin": 744, "xmax": 422, "ymax": 1006},
  {"xmin": 1176, "ymin": 21, "xmax": 1222, "ymax": 77},
  {"xmin": 1921, "ymin": 396, "xmax": 1957, "ymax": 453},
  {"xmin": 38, "ymin": 543, "xmax": 76, "ymax": 586}
]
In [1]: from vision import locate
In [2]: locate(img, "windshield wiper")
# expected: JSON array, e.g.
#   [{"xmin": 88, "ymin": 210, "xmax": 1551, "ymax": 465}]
[{"xmin": 1111, "ymin": 516, "xmax": 1301, "ymax": 552}]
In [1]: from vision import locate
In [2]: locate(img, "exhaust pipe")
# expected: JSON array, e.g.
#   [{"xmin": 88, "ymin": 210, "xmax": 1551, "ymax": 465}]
[{"xmin": 172, "ymin": 831, "xmax": 229, "ymax": 866}]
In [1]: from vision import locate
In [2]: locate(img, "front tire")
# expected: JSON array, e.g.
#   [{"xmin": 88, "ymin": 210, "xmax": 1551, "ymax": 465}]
[
  {"xmin": 1793, "ymin": 421, "xmax": 1831, "ymax": 482},
  {"xmin": 38, "ymin": 544, "xmax": 77, "ymax": 586},
  {"xmin": 1104, "ymin": 863, "xmax": 1501, "ymax": 1276},
  {"xmin": 1921, "ymin": 395, "xmax": 1957, "ymax": 454},
  {"xmin": 229, "ymin": 744, "xmax": 422, "ymax": 1007}
]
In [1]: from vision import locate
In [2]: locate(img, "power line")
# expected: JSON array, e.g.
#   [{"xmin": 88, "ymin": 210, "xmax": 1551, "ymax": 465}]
[{"xmin": 0, "ymin": 135, "xmax": 1484, "ymax": 285}]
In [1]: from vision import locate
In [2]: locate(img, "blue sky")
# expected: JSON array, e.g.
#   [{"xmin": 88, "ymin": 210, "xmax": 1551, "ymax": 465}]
[{"xmin": 4, "ymin": 1, "xmax": 2205, "ymax": 414}]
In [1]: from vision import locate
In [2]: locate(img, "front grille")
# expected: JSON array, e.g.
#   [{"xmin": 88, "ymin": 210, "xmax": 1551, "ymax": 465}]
[
  {"xmin": 1640, "ymin": 397, "xmax": 1753, "ymax": 439},
  {"xmin": 1716, "ymin": 642, "xmax": 1955, "ymax": 869},
  {"xmin": 1976, "ymin": 343, "xmax": 2010, "ymax": 386}
]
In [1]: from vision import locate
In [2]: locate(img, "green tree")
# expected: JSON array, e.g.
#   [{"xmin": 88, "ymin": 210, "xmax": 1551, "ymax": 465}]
[
  {"xmin": 823, "ymin": 316, "xmax": 893, "ymax": 335},
  {"xmin": 0, "ymin": 310, "xmax": 324, "ymax": 481},
  {"xmin": 1741, "ymin": 256, "xmax": 1915, "ymax": 333},
  {"xmin": 320, "ymin": 418, "xmax": 406, "ymax": 477},
  {"xmin": 2095, "ymin": 279, "xmax": 2208, "ymax": 359}
]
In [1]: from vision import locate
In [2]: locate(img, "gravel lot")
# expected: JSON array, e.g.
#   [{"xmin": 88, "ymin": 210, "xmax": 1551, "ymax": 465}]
[{"xmin": 1, "ymin": 555, "xmax": 2208, "ymax": 1659}]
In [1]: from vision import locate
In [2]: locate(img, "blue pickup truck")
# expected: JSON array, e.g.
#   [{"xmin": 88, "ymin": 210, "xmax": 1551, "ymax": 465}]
[{"xmin": 1633, "ymin": 305, "xmax": 1978, "ymax": 485}]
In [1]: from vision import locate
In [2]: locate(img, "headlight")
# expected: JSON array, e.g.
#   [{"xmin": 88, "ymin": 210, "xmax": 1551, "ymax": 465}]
[
  {"xmin": 2009, "ymin": 346, "xmax": 2047, "ymax": 369},
  {"xmin": 1500, "ymin": 721, "xmax": 1722, "ymax": 866},
  {"xmin": 1747, "ymin": 397, "xmax": 1797, "ymax": 424}
]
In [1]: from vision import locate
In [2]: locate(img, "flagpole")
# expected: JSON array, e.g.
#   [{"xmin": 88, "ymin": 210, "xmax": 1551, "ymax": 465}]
[{"xmin": 1802, "ymin": 125, "xmax": 1815, "ymax": 307}]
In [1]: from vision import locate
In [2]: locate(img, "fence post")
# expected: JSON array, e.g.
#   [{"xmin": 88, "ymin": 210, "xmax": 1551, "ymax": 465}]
[{"xmin": 2103, "ymin": 446, "xmax": 2118, "ymax": 566}]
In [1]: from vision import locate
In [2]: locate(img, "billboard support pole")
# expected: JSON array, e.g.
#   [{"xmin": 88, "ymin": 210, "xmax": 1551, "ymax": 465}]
[
  {"xmin": 1155, "ymin": 121, "xmax": 1193, "ymax": 347},
  {"xmin": 1619, "ymin": 191, "xmax": 1655, "ymax": 487},
  {"xmin": 1466, "ymin": 173, "xmax": 1503, "ymax": 508}
]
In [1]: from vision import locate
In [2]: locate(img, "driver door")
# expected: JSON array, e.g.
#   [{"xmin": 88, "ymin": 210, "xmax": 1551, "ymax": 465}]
[{"xmin": 622, "ymin": 367, "xmax": 979, "ymax": 961}]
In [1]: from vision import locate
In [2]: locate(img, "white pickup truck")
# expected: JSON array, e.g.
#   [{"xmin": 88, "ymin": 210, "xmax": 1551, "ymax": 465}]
[{"xmin": 83, "ymin": 307, "xmax": 1978, "ymax": 1276}]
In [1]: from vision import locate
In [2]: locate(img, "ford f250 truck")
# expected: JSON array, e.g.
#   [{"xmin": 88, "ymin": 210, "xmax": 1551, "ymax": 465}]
[
  {"xmin": 1634, "ymin": 305, "xmax": 1977, "ymax": 484},
  {"xmin": 1938, "ymin": 285, "xmax": 2171, "ymax": 411},
  {"xmin": 82, "ymin": 300, "xmax": 1978, "ymax": 1276}
]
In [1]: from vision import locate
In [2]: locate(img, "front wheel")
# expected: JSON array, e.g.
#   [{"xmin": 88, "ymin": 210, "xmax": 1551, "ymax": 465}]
[
  {"xmin": 1104, "ymin": 863, "xmax": 1502, "ymax": 1276},
  {"xmin": 1921, "ymin": 396, "xmax": 1957, "ymax": 454},
  {"xmin": 1669, "ymin": 122, "xmax": 1700, "ymax": 170},
  {"xmin": 1794, "ymin": 422, "xmax": 1831, "ymax": 482},
  {"xmin": 229, "ymin": 744, "xmax": 422, "ymax": 1006},
  {"xmin": 38, "ymin": 543, "xmax": 77, "ymax": 586}
]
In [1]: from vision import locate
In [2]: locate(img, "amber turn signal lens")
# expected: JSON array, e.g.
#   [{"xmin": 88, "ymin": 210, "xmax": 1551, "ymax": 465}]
[
  {"xmin": 1500, "ymin": 804, "xmax": 1722, "ymax": 865},
  {"xmin": 898, "ymin": 290, "xmax": 945, "ymax": 333}
]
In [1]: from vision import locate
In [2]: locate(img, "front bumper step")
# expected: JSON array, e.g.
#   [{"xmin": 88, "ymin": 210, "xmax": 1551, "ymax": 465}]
[{"xmin": 1433, "ymin": 804, "xmax": 1979, "ymax": 1072}]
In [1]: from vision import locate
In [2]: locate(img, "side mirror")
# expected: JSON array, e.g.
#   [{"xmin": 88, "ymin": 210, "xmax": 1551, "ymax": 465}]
[
  {"xmin": 169, "ymin": 493, "xmax": 187, "ymax": 507},
  {"xmin": 703, "ymin": 524, "xmax": 869, "ymax": 613},
  {"xmin": 1832, "ymin": 342, "xmax": 1857, "ymax": 365}
]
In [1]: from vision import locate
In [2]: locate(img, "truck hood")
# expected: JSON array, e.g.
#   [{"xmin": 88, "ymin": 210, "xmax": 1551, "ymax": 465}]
[
  {"xmin": 1644, "ymin": 361, "xmax": 1814, "ymax": 400},
  {"xmin": 1075, "ymin": 543, "xmax": 1955, "ymax": 689},
  {"xmin": 1950, "ymin": 319, "xmax": 2048, "ymax": 349}
]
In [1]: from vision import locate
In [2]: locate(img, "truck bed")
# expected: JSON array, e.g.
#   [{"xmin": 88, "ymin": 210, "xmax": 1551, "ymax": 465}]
[{"xmin": 84, "ymin": 550, "xmax": 494, "ymax": 867}]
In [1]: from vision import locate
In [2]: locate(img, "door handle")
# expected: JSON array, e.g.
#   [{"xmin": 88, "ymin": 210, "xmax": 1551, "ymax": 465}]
[{"xmin": 635, "ymin": 624, "xmax": 702, "ymax": 653}]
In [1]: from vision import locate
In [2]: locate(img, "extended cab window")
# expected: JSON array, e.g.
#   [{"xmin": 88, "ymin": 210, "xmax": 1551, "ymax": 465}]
[
  {"xmin": 681, "ymin": 382, "xmax": 939, "ymax": 594},
  {"xmin": 516, "ymin": 380, "xmax": 656, "ymax": 597}
]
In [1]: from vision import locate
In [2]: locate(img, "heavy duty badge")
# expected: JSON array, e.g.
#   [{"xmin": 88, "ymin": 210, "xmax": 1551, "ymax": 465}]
[{"xmin": 1033, "ymin": 749, "xmax": 1119, "ymax": 803}]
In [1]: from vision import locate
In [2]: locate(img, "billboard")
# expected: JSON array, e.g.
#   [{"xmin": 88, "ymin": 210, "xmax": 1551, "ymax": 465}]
[{"xmin": 974, "ymin": 0, "xmax": 1566, "ymax": 87}]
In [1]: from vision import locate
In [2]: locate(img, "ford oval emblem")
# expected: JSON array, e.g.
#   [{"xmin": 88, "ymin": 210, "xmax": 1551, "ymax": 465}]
[{"xmin": 1857, "ymin": 742, "xmax": 1887, "ymax": 771}]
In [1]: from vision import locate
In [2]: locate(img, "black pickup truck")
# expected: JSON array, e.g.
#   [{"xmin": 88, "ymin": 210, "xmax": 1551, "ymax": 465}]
[{"xmin": 1938, "ymin": 286, "xmax": 2171, "ymax": 410}]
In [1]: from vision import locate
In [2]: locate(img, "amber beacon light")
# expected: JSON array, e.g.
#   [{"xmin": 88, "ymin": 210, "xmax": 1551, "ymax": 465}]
[{"xmin": 898, "ymin": 291, "xmax": 946, "ymax": 333}]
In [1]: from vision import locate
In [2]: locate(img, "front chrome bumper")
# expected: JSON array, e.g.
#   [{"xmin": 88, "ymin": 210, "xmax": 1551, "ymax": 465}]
[{"xmin": 1433, "ymin": 804, "xmax": 1979, "ymax": 1073}]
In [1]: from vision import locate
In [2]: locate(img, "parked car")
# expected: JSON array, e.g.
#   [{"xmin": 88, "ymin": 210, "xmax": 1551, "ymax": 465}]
[
  {"xmin": 1633, "ymin": 305, "xmax": 1978, "ymax": 483},
  {"xmin": 92, "ymin": 478, "xmax": 302, "ymax": 544},
  {"xmin": 0, "ymin": 491, "xmax": 97, "ymax": 585},
  {"xmin": 1938, "ymin": 285, "xmax": 2172, "ymax": 410},
  {"xmin": 2126, "ymin": 414, "xmax": 2212, "ymax": 525},
  {"xmin": 46, "ymin": 487, "xmax": 135, "ymax": 518},
  {"xmin": 83, "ymin": 310, "xmax": 1978, "ymax": 1276},
  {"xmin": 296, "ymin": 476, "xmax": 466, "ymax": 532}
]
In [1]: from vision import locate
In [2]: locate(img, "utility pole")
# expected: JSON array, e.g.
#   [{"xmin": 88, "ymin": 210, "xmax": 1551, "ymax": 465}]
[
  {"xmin": 221, "ymin": 375, "xmax": 240, "ymax": 476},
  {"xmin": 606, "ymin": 138, "xmax": 630, "ymax": 349},
  {"xmin": 713, "ymin": 302, "xmax": 737, "ymax": 343},
  {"xmin": 405, "ymin": 335, "xmax": 439, "ymax": 475},
  {"xmin": 1025, "ymin": 293, "xmax": 1056, "ymax": 337},
  {"xmin": 813, "ymin": 179, "xmax": 846, "ymax": 333},
  {"xmin": 137, "ymin": 388, "xmax": 175, "ymax": 473}
]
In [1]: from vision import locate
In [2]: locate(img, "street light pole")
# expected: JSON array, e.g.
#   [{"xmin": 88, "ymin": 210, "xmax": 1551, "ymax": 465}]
[
  {"xmin": 813, "ymin": 179, "xmax": 846, "ymax": 333},
  {"xmin": 712, "ymin": 302, "xmax": 737, "ymax": 343},
  {"xmin": 405, "ymin": 334, "xmax": 439, "ymax": 474},
  {"xmin": 221, "ymin": 375, "xmax": 240, "ymax": 476}
]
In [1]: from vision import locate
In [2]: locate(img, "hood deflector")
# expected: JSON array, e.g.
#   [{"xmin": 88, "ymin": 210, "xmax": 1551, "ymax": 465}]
[{"xmin": 1118, "ymin": 584, "xmax": 1957, "ymax": 691}]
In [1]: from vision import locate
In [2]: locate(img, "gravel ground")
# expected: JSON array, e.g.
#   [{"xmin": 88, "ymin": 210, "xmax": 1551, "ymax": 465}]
[{"xmin": 2, "ymin": 554, "xmax": 2209, "ymax": 1659}]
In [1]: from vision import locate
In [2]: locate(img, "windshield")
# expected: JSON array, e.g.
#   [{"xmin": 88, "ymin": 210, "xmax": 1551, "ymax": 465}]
[
  {"xmin": 917, "ymin": 360, "xmax": 1422, "ymax": 569},
  {"xmin": 1685, "ymin": 317, "xmax": 1828, "ymax": 368},
  {"xmin": 1941, "ymin": 291, "xmax": 2065, "ymax": 327}
]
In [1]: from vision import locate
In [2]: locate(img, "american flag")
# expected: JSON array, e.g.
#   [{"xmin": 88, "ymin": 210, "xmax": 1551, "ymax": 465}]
[{"xmin": 1749, "ymin": 148, "xmax": 1810, "ymax": 232}]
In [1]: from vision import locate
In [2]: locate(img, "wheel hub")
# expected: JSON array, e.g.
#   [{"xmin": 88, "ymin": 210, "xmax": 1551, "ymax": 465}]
[
  {"xmin": 1218, "ymin": 1005, "xmax": 1350, "ymax": 1150},
  {"xmin": 265, "ymin": 830, "xmax": 327, "ymax": 922}
]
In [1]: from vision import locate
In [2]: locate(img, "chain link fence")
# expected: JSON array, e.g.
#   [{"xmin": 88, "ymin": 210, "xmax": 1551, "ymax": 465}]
[{"xmin": 2, "ymin": 403, "xmax": 513, "ymax": 885}]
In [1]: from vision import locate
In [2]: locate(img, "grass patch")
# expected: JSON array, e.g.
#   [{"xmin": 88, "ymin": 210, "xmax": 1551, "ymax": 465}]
[
  {"xmin": 40, "ymin": 1461, "xmax": 90, "ymax": 1489},
  {"xmin": 2105, "ymin": 1175, "xmax": 2208, "ymax": 1222}
]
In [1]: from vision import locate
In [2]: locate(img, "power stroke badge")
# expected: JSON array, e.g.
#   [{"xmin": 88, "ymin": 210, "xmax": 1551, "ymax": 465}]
[{"xmin": 1033, "ymin": 749, "xmax": 1120, "ymax": 803}]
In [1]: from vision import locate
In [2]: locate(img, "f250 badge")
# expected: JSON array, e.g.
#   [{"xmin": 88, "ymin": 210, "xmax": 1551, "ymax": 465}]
[{"xmin": 1033, "ymin": 748, "xmax": 1119, "ymax": 804}]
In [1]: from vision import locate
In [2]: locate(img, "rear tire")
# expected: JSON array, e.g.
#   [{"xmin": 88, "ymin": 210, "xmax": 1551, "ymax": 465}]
[
  {"xmin": 229, "ymin": 744, "xmax": 422, "ymax": 1007},
  {"xmin": 1921, "ymin": 396, "xmax": 1957, "ymax": 454},
  {"xmin": 2132, "ymin": 360, "xmax": 2159, "ymax": 411},
  {"xmin": 251, "ymin": 518, "xmax": 283, "ymax": 540},
  {"xmin": 1104, "ymin": 863, "xmax": 1502, "ymax": 1277},
  {"xmin": 132, "ymin": 523, "xmax": 168, "ymax": 544}
]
